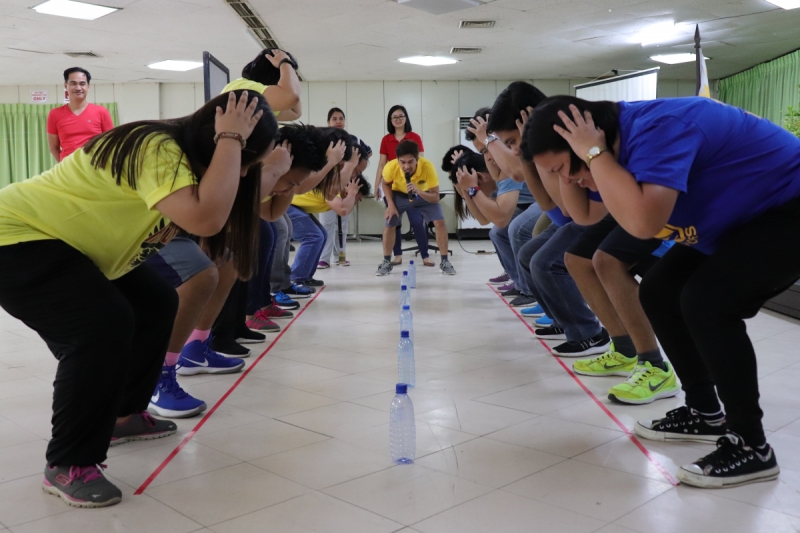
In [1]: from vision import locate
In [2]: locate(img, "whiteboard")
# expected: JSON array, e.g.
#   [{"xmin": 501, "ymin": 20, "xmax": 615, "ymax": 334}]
[{"xmin": 575, "ymin": 68, "xmax": 659, "ymax": 102}]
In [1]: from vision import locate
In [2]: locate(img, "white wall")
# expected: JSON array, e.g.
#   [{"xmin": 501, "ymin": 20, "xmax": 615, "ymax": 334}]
[{"xmin": 0, "ymin": 77, "xmax": 700, "ymax": 234}]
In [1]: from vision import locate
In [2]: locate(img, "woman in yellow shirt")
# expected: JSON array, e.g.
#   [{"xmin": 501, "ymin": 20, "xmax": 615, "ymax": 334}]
[{"xmin": 0, "ymin": 90, "xmax": 278, "ymax": 508}]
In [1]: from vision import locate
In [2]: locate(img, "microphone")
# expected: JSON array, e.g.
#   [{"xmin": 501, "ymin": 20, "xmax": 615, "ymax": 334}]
[{"xmin": 406, "ymin": 171, "xmax": 415, "ymax": 202}]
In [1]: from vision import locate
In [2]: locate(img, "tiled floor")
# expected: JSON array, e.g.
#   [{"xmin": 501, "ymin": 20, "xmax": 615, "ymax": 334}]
[{"xmin": 1, "ymin": 240, "xmax": 800, "ymax": 532}]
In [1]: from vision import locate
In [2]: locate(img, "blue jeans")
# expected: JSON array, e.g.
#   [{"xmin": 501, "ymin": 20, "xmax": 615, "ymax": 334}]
[
  {"xmin": 270, "ymin": 213, "xmax": 293, "ymax": 292},
  {"xmin": 247, "ymin": 219, "xmax": 276, "ymax": 315},
  {"xmin": 518, "ymin": 222, "xmax": 601, "ymax": 341},
  {"xmin": 385, "ymin": 197, "xmax": 430, "ymax": 258},
  {"xmin": 489, "ymin": 202, "xmax": 542, "ymax": 292},
  {"xmin": 287, "ymin": 206, "xmax": 326, "ymax": 282}
]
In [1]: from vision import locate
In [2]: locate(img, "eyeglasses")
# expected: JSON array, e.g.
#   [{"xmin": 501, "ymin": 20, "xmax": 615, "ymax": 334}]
[{"xmin": 391, "ymin": 115, "xmax": 406, "ymax": 120}]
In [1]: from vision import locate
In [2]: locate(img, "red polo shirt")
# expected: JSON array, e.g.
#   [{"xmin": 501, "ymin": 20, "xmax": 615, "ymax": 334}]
[
  {"xmin": 379, "ymin": 131, "xmax": 424, "ymax": 161},
  {"xmin": 47, "ymin": 103, "xmax": 114, "ymax": 161}
]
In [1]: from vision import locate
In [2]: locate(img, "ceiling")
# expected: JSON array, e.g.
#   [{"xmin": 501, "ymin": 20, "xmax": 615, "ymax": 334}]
[{"xmin": 1, "ymin": 0, "xmax": 800, "ymax": 85}]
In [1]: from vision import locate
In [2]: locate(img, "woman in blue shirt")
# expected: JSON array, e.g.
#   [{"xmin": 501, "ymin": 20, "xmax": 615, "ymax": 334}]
[{"xmin": 522, "ymin": 95, "xmax": 800, "ymax": 489}]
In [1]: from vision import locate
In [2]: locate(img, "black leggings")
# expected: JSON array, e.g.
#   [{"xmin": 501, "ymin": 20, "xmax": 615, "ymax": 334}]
[
  {"xmin": 640, "ymin": 196, "xmax": 800, "ymax": 445},
  {"xmin": 0, "ymin": 240, "xmax": 178, "ymax": 466}
]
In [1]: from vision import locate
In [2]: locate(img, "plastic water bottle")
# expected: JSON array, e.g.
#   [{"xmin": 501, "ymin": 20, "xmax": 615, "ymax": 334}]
[
  {"xmin": 390, "ymin": 383, "xmax": 416, "ymax": 464},
  {"xmin": 397, "ymin": 330, "xmax": 415, "ymax": 387},
  {"xmin": 408, "ymin": 260, "xmax": 417, "ymax": 289},
  {"xmin": 399, "ymin": 305, "xmax": 413, "ymax": 340},
  {"xmin": 398, "ymin": 285, "xmax": 411, "ymax": 308},
  {"xmin": 401, "ymin": 270, "xmax": 410, "ymax": 288}
]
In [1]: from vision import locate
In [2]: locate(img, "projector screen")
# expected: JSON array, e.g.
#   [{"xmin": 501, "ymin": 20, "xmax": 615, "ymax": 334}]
[
  {"xmin": 574, "ymin": 67, "xmax": 659, "ymax": 102},
  {"xmin": 203, "ymin": 52, "xmax": 230, "ymax": 103}
]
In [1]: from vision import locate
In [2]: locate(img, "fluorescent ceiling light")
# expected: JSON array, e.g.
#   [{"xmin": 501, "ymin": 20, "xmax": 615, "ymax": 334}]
[
  {"xmin": 764, "ymin": 0, "xmax": 800, "ymax": 8},
  {"xmin": 635, "ymin": 21, "xmax": 692, "ymax": 46},
  {"xmin": 148, "ymin": 60, "xmax": 203, "ymax": 72},
  {"xmin": 32, "ymin": 0, "xmax": 118, "ymax": 20},
  {"xmin": 398, "ymin": 56, "xmax": 459, "ymax": 66},
  {"xmin": 650, "ymin": 53, "xmax": 709, "ymax": 65}
]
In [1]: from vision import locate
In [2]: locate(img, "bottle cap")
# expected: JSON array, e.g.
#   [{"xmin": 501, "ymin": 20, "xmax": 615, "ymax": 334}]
[
  {"xmin": 409, "ymin": 260, "xmax": 415, "ymax": 265},
  {"xmin": 401, "ymin": 330, "xmax": 410, "ymax": 338},
  {"xmin": 396, "ymin": 383, "xmax": 408, "ymax": 394},
  {"xmin": 402, "ymin": 305, "xmax": 410, "ymax": 310},
  {"xmin": 401, "ymin": 285, "xmax": 407, "ymax": 290},
  {"xmin": 403, "ymin": 271, "xmax": 408, "ymax": 275}
]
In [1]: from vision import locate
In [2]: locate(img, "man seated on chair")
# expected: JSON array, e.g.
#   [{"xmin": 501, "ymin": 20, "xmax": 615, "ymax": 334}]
[{"xmin": 376, "ymin": 140, "xmax": 455, "ymax": 276}]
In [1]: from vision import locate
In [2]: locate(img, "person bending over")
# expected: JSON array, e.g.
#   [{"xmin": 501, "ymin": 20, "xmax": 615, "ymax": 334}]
[
  {"xmin": 225, "ymin": 48, "xmax": 302, "ymax": 121},
  {"xmin": 376, "ymin": 140, "xmax": 455, "ymax": 276}
]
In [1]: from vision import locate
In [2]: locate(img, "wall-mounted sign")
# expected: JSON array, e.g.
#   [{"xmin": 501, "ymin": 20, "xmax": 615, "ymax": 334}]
[{"xmin": 31, "ymin": 90, "xmax": 48, "ymax": 103}]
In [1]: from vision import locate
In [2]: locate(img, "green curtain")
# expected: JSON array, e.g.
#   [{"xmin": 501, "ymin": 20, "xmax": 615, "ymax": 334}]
[
  {"xmin": 718, "ymin": 49, "xmax": 800, "ymax": 126},
  {"xmin": 0, "ymin": 102, "xmax": 119, "ymax": 189}
]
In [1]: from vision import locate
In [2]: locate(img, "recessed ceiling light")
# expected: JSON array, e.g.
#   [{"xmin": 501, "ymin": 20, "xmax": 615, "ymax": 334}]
[
  {"xmin": 148, "ymin": 60, "xmax": 203, "ymax": 72},
  {"xmin": 635, "ymin": 21, "xmax": 692, "ymax": 46},
  {"xmin": 32, "ymin": 0, "xmax": 118, "ymax": 20},
  {"xmin": 650, "ymin": 53, "xmax": 709, "ymax": 65},
  {"xmin": 764, "ymin": 0, "xmax": 800, "ymax": 8},
  {"xmin": 398, "ymin": 56, "xmax": 459, "ymax": 66}
]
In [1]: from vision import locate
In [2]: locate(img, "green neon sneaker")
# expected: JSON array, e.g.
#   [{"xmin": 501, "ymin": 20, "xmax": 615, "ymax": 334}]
[
  {"xmin": 572, "ymin": 347, "xmax": 637, "ymax": 377},
  {"xmin": 608, "ymin": 362, "xmax": 680, "ymax": 405}
]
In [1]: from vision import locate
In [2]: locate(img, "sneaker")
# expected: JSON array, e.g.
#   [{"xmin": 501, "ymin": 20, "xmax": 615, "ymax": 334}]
[
  {"xmin": 440, "ymin": 259, "xmax": 456, "ymax": 275},
  {"xmin": 274, "ymin": 292, "xmax": 300, "ymax": 310},
  {"xmin": 608, "ymin": 362, "xmax": 680, "ymax": 405},
  {"xmin": 534, "ymin": 325, "xmax": 566, "ymax": 340},
  {"xmin": 246, "ymin": 310, "xmax": 281, "ymax": 332},
  {"xmin": 520, "ymin": 304, "xmax": 545, "ymax": 318},
  {"xmin": 148, "ymin": 366, "xmax": 207, "ymax": 418},
  {"xmin": 551, "ymin": 329, "xmax": 611, "ymax": 357},
  {"xmin": 285, "ymin": 283, "xmax": 313, "ymax": 298},
  {"xmin": 177, "ymin": 339, "xmax": 246, "ymax": 375},
  {"xmin": 317, "ymin": 261, "xmax": 330, "ymax": 269},
  {"xmin": 236, "ymin": 328, "xmax": 267, "ymax": 344},
  {"xmin": 110, "ymin": 411, "xmax": 177, "ymax": 446},
  {"xmin": 489, "ymin": 272, "xmax": 510, "ymax": 284},
  {"xmin": 497, "ymin": 281, "xmax": 515, "ymax": 292},
  {"xmin": 677, "ymin": 433, "xmax": 780, "ymax": 488},
  {"xmin": 501, "ymin": 287, "xmax": 521, "ymax": 298},
  {"xmin": 376, "ymin": 259, "xmax": 393, "ymax": 276},
  {"xmin": 261, "ymin": 303, "xmax": 294, "ymax": 319},
  {"xmin": 337, "ymin": 260, "xmax": 351, "ymax": 266},
  {"xmin": 509, "ymin": 294, "xmax": 537, "ymax": 307},
  {"xmin": 573, "ymin": 348, "xmax": 637, "ymax": 377},
  {"xmin": 208, "ymin": 337, "xmax": 251, "ymax": 358},
  {"xmin": 533, "ymin": 315, "xmax": 554, "ymax": 327},
  {"xmin": 43, "ymin": 464, "xmax": 122, "ymax": 508},
  {"xmin": 634, "ymin": 406, "xmax": 728, "ymax": 443},
  {"xmin": 301, "ymin": 278, "xmax": 325, "ymax": 287}
]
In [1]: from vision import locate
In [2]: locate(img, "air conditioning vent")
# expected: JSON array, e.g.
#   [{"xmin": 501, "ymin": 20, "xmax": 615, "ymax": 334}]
[
  {"xmin": 64, "ymin": 51, "xmax": 102, "ymax": 58},
  {"xmin": 459, "ymin": 20, "xmax": 496, "ymax": 29},
  {"xmin": 225, "ymin": 0, "xmax": 279, "ymax": 49},
  {"xmin": 451, "ymin": 47, "xmax": 482, "ymax": 54}
]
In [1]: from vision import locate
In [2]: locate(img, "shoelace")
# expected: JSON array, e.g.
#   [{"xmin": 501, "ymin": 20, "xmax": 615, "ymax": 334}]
[
  {"xmin": 139, "ymin": 411, "xmax": 159, "ymax": 428},
  {"xmin": 253, "ymin": 310, "xmax": 270, "ymax": 324},
  {"xmin": 160, "ymin": 367, "xmax": 190, "ymax": 399},
  {"xmin": 702, "ymin": 435, "xmax": 753, "ymax": 472},
  {"xmin": 68, "ymin": 464, "xmax": 106, "ymax": 484},
  {"xmin": 587, "ymin": 351, "xmax": 615, "ymax": 364},
  {"xmin": 655, "ymin": 406, "xmax": 700, "ymax": 429},
  {"xmin": 625, "ymin": 365, "xmax": 654, "ymax": 385}
]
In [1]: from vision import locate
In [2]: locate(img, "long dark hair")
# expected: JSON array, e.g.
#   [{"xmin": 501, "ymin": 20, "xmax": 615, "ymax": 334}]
[
  {"xmin": 316, "ymin": 127, "xmax": 354, "ymax": 198},
  {"xmin": 521, "ymin": 95, "xmax": 619, "ymax": 175},
  {"xmin": 465, "ymin": 107, "xmax": 491, "ymax": 141},
  {"xmin": 386, "ymin": 105, "xmax": 412, "ymax": 134},
  {"xmin": 84, "ymin": 90, "xmax": 279, "ymax": 279},
  {"xmin": 445, "ymin": 151, "xmax": 488, "ymax": 221},
  {"xmin": 241, "ymin": 49, "xmax": 298, "ymax": 86},
  {"xmin": 489, "ymin": 81, "xmax": 547, "ymax": 133},
  {"xmin": 327, "ymin": 107, "xmax": 345, "ymax": 122}
]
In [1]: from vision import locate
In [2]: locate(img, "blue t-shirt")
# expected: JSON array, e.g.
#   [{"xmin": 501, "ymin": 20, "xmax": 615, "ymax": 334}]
[
  {"xmin": 617, "ymin": 98, "xmax": 800, "ymax": 254},
  {"xmin": 546, "ymin": 206, "xmax": 571, "ymax": 227},
  {"xmin": 496, "ymin": 177, "xmax": 522, "ymax": 196}
]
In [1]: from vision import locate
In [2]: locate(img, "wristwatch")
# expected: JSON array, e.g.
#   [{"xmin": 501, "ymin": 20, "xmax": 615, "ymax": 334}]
[
  {"xmin": 586, "ymin": 146, "xmax": 608, "ymax": 167},
  {"xmin": 484, "ymin": 133, "xmax": 500, "ymax": 147},
  {"xmin": 468, "ymin": 186, "xmax": 480, "ymax": 198}
]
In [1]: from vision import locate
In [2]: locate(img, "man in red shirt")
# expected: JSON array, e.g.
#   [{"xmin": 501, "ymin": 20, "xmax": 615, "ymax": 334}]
[{"xmin": 47, "ymin": 67, "xmax": 114, "ymax": 162}]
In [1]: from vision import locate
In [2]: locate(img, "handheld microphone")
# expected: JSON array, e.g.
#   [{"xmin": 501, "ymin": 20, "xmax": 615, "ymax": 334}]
[{"xmin": 405, "ymin": 171, "xmax": 414, "ymax": 202}]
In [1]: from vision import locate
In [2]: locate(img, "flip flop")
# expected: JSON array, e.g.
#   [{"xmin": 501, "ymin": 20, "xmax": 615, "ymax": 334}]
[{"xmin": 423, "ymin": 258, "xmax": 435, "ymax": 267}]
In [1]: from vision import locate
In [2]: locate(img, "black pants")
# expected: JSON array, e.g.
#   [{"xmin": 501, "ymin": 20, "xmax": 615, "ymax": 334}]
[
  {"xmin": 213, "ymin": 280, "xmax": 248, "ymax": 342},
  {"xmin": 0, "ymin": 240, "xmax": 178, "ymax": 467},
  {"xmin": 639, "ymin": 196, "xmax": 800, "ymax": 445}
]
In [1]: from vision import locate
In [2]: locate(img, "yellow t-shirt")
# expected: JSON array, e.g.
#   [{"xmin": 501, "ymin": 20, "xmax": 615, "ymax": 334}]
[
  {"xmin": 383, "ymin": 157, "xmax": 439, "ymax": 194},
  {"xmin": 291, "ymin": 190, "xmax": 331, "ymax": 214},
  {"xmin": 222, "ymin": 78, "xmax": 267, "ymax": 95},
  {"xmin": 0, "ymin": 135, "xmax": 197, "ymax": 279}
]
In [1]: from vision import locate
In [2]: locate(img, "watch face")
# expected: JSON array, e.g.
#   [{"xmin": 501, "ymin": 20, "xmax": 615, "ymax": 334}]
[{"xmin": 589, "ymin": 146, "xmax": 601, "ymax": 157}]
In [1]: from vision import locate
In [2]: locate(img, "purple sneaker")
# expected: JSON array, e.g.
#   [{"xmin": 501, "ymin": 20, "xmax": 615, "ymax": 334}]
[
  {"xmin": 317, "ymin": 261, "xmax": 330, "ymax": 269},
  {"xmin": 489, "ymin": 273, "xmax": 510, "ymax": 285},
  {"xmin": 498, "ymin": 281, "xmax": 515, "ymax": 292}
]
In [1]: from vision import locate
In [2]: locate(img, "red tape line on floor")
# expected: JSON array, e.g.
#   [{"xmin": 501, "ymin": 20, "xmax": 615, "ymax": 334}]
[
  {"xmin": 488, "ymin": 284, "xmax": 680, "ymax": 487},
  {"xmin": 134, "ymin": 286, "xmax": 325, "ymax": 495}
]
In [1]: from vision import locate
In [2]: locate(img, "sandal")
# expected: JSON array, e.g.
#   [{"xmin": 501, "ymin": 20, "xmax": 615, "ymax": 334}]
[
  {"xmin": 391, "ymin": 257, "xmax": 403, "ymax": 266},
  {"xmin": 423, "ymin": 258, "xmax": 435, "ymax": 267}
]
